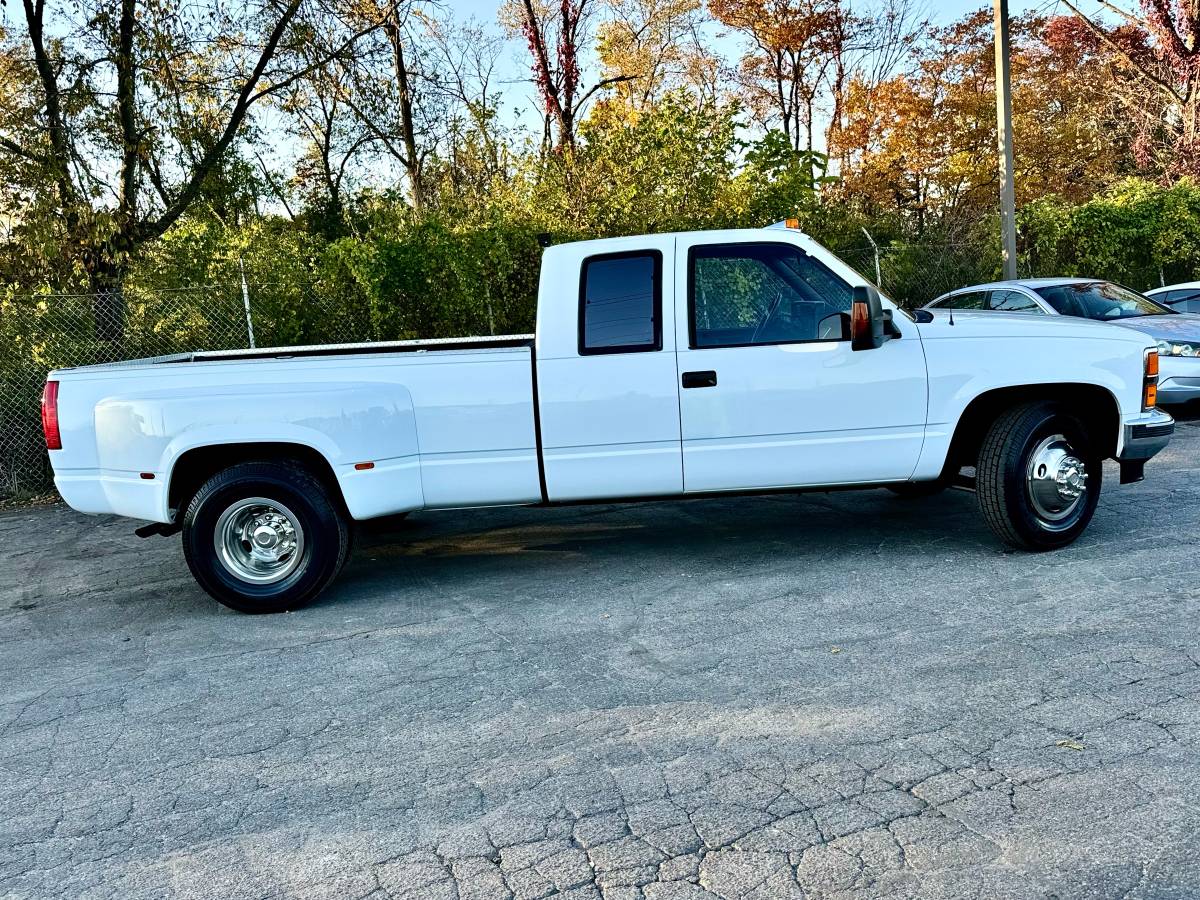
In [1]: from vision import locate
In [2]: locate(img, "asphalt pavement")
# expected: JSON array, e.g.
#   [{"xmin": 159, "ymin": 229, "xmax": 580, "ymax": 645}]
[{"xmin": 3, "ymin": 411, "xmax": 1200, "ymax": 899}]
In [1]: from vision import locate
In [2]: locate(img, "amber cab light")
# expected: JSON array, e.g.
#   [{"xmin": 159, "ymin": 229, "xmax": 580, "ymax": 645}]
[{"xmin": 41, "ymin": 380, "xmax": 62, "ymax": 450}]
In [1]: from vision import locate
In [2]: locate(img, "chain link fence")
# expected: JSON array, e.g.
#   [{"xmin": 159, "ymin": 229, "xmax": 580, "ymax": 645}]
[
  {"xmin": 1, "ymin": 239, "xmax": 1181, "ymax": 502},
  {"xmin": 0, "ymin": 280, "xmax": 373, "ymax": 500}
]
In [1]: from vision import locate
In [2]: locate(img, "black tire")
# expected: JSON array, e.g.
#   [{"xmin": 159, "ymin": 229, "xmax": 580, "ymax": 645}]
[
  {"xmin": 182, "ymin": 461, "xmax": 350, "ymax": 613},
  {"xmin": 976, "ymin": 402, "xmax": 1102, "ymax": 551},
  {"xmin": 886, "ymin": 480, "xmax": 948, "ymax": 498}
]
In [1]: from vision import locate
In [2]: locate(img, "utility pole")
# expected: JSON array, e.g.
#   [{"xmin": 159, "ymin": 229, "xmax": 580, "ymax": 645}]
[{"xmin": 993, "ymin": 0, "xmax": 1018, "ymax": 280}]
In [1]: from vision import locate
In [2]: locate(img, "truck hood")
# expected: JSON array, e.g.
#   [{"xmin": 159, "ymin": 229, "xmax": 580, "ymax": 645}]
[
  {"xmin": 1111, "ymin": 314, "xmax": 1200, "ymax": 342},
  {"xmin": 914, "ymin": 309, "xmax": 1155, "ymax": 348}
]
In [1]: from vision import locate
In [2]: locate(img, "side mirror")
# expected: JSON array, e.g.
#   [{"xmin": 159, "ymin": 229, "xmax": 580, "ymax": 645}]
[{"xmin": 851, "ymin": 284, "xmax": 895, "ymax": 351}]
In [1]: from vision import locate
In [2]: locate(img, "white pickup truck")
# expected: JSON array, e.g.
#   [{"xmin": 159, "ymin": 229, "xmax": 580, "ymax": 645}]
[{"xmin": 44, "ymin": 223, "xmax": 1174, "ymax": 613}]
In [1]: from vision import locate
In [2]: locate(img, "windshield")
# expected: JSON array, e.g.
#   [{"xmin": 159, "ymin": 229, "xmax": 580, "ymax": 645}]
[{"xmin": 1034, "ymin": 282, "xmax": 1173, "ymax": 320}]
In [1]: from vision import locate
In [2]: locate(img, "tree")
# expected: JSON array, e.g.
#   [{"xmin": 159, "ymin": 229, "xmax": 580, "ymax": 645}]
[
  {"xmin": 0, "ymin": 0, "xmax": 376, "ymax": 339},
  {"xmin": 1060, "ymin": 0, "xmax": 1198, "ymax": 175},
  {"xmin": 830, "ymin": 11, "xmax": 1146, "ymax": 232},
  {"xmin": 505, "ymin": 0, "xmax": 636, "ymax": 149},
  {"xmin": 822, "ymin": 0, "xmax": 925, "ymax": 172},
  {"xmin": 709, "ymin": 0, "xmax": 849, "ymax": 159},
  {"xmin": 422, "ymin": 15, "xmax": 511, "ymax": 207},
  {"xmin": 284, "ymin": 48, "xmax": 373, "ymax": 235},
  {"xmin": 593, "ymin": 0, "xmax": 711, "ymax": 115}
]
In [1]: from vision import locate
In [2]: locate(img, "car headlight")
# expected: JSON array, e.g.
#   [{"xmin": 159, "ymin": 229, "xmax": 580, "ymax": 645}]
[{"xmin": 1158, "ymin": 341, "xmax": 1200, "ymax": 357}]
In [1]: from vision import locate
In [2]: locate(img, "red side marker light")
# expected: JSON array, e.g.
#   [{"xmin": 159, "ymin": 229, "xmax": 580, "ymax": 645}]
[{"xmin": 354, "ymin": 461, "xmax": 375, "ymax": 471}]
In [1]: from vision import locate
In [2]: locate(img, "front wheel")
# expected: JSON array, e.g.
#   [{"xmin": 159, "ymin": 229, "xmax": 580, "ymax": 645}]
[
  {"xmin": 976, "ymin": 402, "xmax": 1102, "ymax": 551},
  {"xmin": 182, "ymin": 461, "xmax": 351, "ymax": 613}
]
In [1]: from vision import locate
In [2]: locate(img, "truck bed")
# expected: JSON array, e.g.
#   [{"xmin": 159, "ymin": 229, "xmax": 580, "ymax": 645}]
[{"xmin": 50, "ymin": 337, "xmax": 542, "ymax": 523}]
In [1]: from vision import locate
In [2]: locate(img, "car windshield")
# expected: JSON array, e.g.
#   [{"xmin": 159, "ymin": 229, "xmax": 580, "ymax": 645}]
[{"xmin": 1034, "ymin": 282, "xmax": 1173, "ymax": 320}]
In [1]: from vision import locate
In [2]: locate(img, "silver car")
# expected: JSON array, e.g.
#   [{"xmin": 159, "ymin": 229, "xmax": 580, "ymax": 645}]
[{"xmin": 925, "ymin": 278, "xmax": 1200, "ymax": 405}]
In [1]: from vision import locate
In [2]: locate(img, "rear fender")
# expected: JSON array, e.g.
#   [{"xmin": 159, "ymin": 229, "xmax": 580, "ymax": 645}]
[{"xmin": 93, "ymin": 381, "xmax": 422, "ymax": 521}]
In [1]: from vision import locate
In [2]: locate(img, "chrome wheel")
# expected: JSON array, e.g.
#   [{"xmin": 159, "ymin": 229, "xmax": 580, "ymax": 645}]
[
  {"xmin": 1026, "ymin": 434, "xmax": 1088, "ymax": 529},
  {"xmin": 214, "ymin": 497, "xmax": 305, "ymax": 585}
]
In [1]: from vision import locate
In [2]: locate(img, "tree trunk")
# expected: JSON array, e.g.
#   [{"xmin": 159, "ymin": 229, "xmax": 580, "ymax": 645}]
[
  {"xmin": 804, "ymin": 97, "xmax": 816, "ymax": 186},
  {"xmin": 1184, "ymin": 78, "xmax": 1199, "ymax": 144},
  {"xmin": 88, "ymin": 260, "xmax": 128, "ymax": 347},
  {"xmin": 385, "ymin": 14, "xmax": 424, "ymax": 213}
]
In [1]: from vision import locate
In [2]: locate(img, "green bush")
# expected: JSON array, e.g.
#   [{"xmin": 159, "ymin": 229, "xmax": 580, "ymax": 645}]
[{"xmin": 1021, "ymin": 178, "xmax": 1200, "ymax": 290}]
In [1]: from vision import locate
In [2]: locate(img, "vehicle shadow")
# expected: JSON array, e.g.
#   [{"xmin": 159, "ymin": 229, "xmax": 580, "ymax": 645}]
[
  {"xmin": 333, "ymin": 486, "xmax": 988, "ymax": 607},
  {"xmin": 330, "ymin": 433, "xmax": 1186, "ymax": 615},
  {"xmin": 1169, "ymin": 400, "xmax": 1200, "ymax": 424}
]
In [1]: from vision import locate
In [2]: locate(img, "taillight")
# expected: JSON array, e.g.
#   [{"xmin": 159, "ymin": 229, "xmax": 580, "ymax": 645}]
[
  {"xmin": 1143, "ymin": 350, "xmax": 1159, "ymax": 411},
  {"xmin": 41, "ymin": 380, "xmax": 61, "ymax": 450}
]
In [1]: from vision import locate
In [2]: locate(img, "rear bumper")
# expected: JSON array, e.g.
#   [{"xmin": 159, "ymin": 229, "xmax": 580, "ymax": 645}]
[{"xmin": 54, "ymin": 469, "xmax": 168, "ymax": 523}]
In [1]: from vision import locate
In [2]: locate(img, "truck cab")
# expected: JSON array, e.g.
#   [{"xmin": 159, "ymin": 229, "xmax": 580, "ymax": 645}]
[{"xmin": 534, "ymin": 228, "xmax": 930, "ymax": 501}]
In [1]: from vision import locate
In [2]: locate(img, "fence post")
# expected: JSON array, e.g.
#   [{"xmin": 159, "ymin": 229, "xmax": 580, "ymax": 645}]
[
  {"xmin": 861, "ymin": 227, "xmax": 882, "ymax": 290},
  {"xmin": 239, "ymin": 257, "xmax": 256, "ymax": 349}
]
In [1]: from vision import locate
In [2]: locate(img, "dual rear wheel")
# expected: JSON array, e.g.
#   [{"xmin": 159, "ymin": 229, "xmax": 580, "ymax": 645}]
[{"xmin": 182, "ymin": 461, "xmax": 351, "ymax": 614}]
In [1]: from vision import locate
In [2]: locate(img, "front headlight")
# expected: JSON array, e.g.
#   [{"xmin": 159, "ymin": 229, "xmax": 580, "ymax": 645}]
[{"xmin": 1157, "ymin": 341, "xmax": 1200, "ymax": 356}]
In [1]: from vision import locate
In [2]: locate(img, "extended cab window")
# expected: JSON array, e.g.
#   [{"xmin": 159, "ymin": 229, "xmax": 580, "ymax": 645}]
[
  {"xmin": 690, "ymin": 243, "xmax": 854, "ymax": 348},
  {"xmin": 579, "ymin": 251, "xmax": 662, "ymax": 354}
]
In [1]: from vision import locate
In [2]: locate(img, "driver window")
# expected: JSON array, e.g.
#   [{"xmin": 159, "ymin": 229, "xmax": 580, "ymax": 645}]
[{"xmin": 690, "ymin": 243, "xmax": 854, "ymax": 348}]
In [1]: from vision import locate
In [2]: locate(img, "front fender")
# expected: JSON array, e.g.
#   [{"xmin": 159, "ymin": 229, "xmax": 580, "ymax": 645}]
[{"xmin": 912, "ymin": 321, "xmax": 1151, "ymax": 479}]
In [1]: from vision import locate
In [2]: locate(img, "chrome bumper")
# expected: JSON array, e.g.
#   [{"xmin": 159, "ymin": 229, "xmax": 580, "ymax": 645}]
[
  {"xmin": 1119, "ymin": 409, "xmax": 1175, "ymax": 461},
  {"xmin": 1116, "ymin": 408, "xmax": 1174, "ymax": 483}
]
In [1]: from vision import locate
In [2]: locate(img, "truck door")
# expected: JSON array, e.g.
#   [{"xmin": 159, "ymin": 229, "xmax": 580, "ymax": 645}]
[
  {"xmin": 673, "ymin": 236, "xmax": 928, "ymax": 493},
  {"xmin": 536, "ymin": 236, "xmax": 683, "ymax": 501}
]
